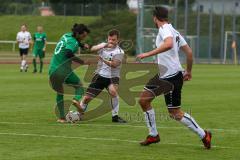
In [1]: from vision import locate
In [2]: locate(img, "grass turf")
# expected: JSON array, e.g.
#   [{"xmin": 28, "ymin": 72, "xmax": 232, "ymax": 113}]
[{"xmin": 0, "ymin": 64, "xmax": 240, "ymax": 160}]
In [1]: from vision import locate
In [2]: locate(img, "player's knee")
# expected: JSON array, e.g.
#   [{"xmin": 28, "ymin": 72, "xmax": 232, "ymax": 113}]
[
  {"xmin": 109, "ymin": 91, "xmax": 117, "ymax": 97},
  {"xmin": 83, "ymin": 95, "xmax": 92, "ymax": 103},
  {"xmin": 138, "ymin": 98, "xmax": 148, "ymax": 107},
  {"xmin": 168, "ymin": 109, "xmax": 183, "ymax": 121}
]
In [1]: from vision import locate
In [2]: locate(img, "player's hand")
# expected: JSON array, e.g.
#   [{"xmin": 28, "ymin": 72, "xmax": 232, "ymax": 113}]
[
  {"xmin": 137, "ymin": 53, "xmax": 148, "ymax": 59},
  {"xmin": 84, "ymin": 44, "xmax": 90, "ymax": 49},
  {"xmin": 183, "ymin": 71, "xmax": 192, "ymax": 81},
  {"xmin": 106, "ymin": 43, "xmax": 114, "ymax": 48},
  {"xmin": 98, "ymin": 55, "xmax": 103, "ymax": 61},
  {"xmin": 42, "ymin": 47, "xmax": 46, "ymax": 52}
]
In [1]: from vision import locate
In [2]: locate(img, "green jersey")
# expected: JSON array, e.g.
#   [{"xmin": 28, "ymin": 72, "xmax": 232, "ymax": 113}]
[
  {"xmin": 49, "ymin": 33, "xmax": 80, "ymax": 75},
  {"xmin": 33, "ymin": 32, "xmax": 46, "ymax": 50}
]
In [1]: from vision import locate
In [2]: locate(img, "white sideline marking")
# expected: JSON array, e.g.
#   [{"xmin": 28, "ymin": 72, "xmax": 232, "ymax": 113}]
[
  {"xmin": 0, "ymin": 132, "xmax": 237, "ymax": 150},
  {"xmin": 0, "ymin": 121, "xmax": 239, "ymax": 133}
]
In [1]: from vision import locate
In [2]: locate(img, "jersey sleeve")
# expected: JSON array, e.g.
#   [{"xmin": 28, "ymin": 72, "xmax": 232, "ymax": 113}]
[
  {"xmin": 179, "ymin": 35, "xmax": 187, "ymax": 47},
  {"xmin": 16, "ymin": 32, "xmax": 20, "ymax": 41},
  {"xmin": 159, "ymin": 26, "xmax": 173, "ymax": 40},
  {"xmin": 65, "ymin": 40, "xmax": 78, "ymax": 54}
]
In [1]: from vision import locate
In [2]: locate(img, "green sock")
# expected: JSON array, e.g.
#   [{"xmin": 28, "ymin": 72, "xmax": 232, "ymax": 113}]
[
  {"xmin": 40, "ymin": 59, "xmax": 43, "ymax": 72},
  {"xmin": 74, "ymin": 87, "xmax": 84, "ymax": 101},
  {"xmin": 56, "ymin": 94, "xmax": 65, "ymax": 119},
  {"xmin": 33, "ymin": 59, "xmax": 37, "ymax": 71}
]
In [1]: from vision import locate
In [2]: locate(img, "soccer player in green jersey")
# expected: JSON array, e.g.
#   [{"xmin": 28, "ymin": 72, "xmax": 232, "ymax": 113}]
[
  {"xmin": 32, "ymin": 26, "xmax": 47, "ymax": 73},
  {"xmin": 49, "ymin": 23, "xmax": 90, "ymax": 123}
]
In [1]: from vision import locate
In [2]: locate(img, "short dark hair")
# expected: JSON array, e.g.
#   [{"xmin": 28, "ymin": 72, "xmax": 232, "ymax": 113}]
[
  {"xmin": 108, "ymin": 29, "xmax": 120, "ymax": 38},
  {"xmin": 153, "ymin": 6, "xmax": 168, "ymax": 21},
  {"xmin": 72, "ymin": 23, "xmax": 90, "ymax": 36}
]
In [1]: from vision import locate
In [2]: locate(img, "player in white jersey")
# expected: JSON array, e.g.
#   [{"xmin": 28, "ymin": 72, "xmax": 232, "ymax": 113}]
[
  {"xmin": 16, "ymin": 24, "xmax": 32, "ymax": 72},
  {"xmin": 137, "ymin": 7, "xmax": 212, "ymax": 149},
  {"xmin": 75, "ymin": 29, "xmax": 126, "ymax": 123}
]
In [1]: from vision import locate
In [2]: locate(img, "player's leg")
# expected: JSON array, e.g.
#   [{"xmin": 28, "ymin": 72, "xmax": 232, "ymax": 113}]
[
  {"xmin": 56, "ymin": 93, "xmax": 66, "ymax": 122},
  {"xmin": 64, "ymin": 72, "xmax": 84, "ymax": 112},
  {"xmin": 168, "ymin": 108, "xmax": 211, "ymax": 149},
  {"xmin": 165, "ymin": 72, "xmax": 212, "ymax": 149},
  {"xmin": 39, "ymin": 49, "xmax": 44, "ymax": 73},
  {"xmin": 19, "ymin": 49, "xmax": 24, "ymax": 72},
  {"xmin": 139, "ymin": 74, "xmax": 173, "ymax": 146},
  {"xmin": 22, "ymin": 48, "xmax": 29, "ymax": 72},
  {"xmin": 49, "ymin": 71, "xmax": 66, "ymax": 123},
  {"xmin": 32, "ymin": 50, "xmax": 37, "ymax": 73},
  {"xmin": 139, "ymin": 90, "xmax": 159, "ymax": 145},
  {"xmin": 108, "ymin": 83, "xmax": 126, "ymax": 123},
  {"xmin": 80, "ymin": 74, "xmax": 105, "ymax": 112}
]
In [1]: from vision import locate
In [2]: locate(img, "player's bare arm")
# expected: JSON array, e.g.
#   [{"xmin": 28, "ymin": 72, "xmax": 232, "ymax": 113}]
[
  {"xmin": 65, "ymin": 49, "xmax": 85, "ymax": 64},
  {"xmin": 137, "ymin": 37, "xmax": 173, "ymax": 59},
  {"xmin": 90, "ymin": 42, "xmax": 108, "ymax": 52},
  {"xmin": 100, "ymin": 56, "xmax": 121, "ymax": 68},
  {"xmin": 180, "ymin": 44, "xmax": 193, "ymax": 81},
  {"xmin": 43, "ymin": 40, "xmax": 47, "ymax": 52}
]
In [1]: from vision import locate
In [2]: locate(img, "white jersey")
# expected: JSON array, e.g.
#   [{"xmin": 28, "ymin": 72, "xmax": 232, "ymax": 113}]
[
  {"xmin": 155, "ymin": 23, "xmax": 187, "ymax": 78},
  {"xmin": 96, "ymin": 44, "xmax": 124, "ymax": 78},
  {"xmin": 16, "ymin": 31, "xmax": 32, "ymax": 49}
]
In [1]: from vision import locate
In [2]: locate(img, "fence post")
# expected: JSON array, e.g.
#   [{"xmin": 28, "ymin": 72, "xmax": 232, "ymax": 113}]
[
  {"xmin": 98, "ymin": 4, "xmax": 102, "ymax": 16},
  {"xmin": 196, "ymin": 1, "xmax": 201, "ymax": 63},
  {"xmin": 220, "ymin": 0, "xmax": 225, "ymax": 63},
  {"xmin": 232, "ymin": 1, "xmax": 237, "ymax": 64},
  {"xmin": 63, "ymin": 3, "xmax": 66, "ymax": 16},
  {"xmin": 208, "ymin": 0, "xmax": 213, "ymax": 63},
  {"xmin": 184, "ymin": 0, "xmax": 188, "ymax": 36},
  {"xmin": 174, "ymin": 0, "xmax": 178, "ymax": 28},
  {"xmin": 13, "ymin": 42, "xmax": 16, "ymax": 52}
]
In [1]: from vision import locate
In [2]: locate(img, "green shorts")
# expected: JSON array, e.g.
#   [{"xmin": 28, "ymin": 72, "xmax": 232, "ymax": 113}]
[
  {"xmin": 33, "ymin": 48, "xmax": 45, "ymax": 58},
  {"xmin": 49, "ymin": 68, "xmax": 81, "ymax": 94}
]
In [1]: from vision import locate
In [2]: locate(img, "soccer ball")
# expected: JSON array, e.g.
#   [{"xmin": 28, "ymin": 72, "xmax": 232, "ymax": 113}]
[{"xmin": 65, "ymin": 111, "xmax": 82, "ymax": 123}]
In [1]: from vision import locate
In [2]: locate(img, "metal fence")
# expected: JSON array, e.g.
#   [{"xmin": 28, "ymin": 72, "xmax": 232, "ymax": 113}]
[{"xmin": 136, "ymin": 0, "xmax": 240, "ymax": 64}]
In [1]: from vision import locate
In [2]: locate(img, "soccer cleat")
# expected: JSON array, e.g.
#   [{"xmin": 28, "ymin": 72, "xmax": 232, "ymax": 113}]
[
  {"xmin": 112, "ymin": 115, "xmax": 127, "ymax": 123},
  {"xmin": 32, "ymin": 70, "xmax": 37, "ymax": 73},
  {"xmin": 72, "ymin": 99, "xmax": 84, "ymax": 114},
  {"xmin": 140, "ymin": 134, "xmax": 160, "ymax": 146},
  {"xmin": 202, "ymin": 130, "xmax": 212, "ymax": 149}
]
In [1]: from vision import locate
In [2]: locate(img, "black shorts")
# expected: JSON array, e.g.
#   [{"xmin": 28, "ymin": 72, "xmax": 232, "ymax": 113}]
[
  {"xmin": 19, "ymin": 48, "xmax": 29, "ymax": 56},
  {"xmin": 86, "ymin": 74, "xmax": 119, "ymax": 97},
  {"xmin": 144, "ymin": 72, "xmax": 183, "ymax": 108}
]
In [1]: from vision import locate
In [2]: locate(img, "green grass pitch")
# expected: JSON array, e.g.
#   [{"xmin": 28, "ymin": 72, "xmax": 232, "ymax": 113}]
[{"xmin": 0, "ymin": 64, "xmax": 240, "ymax": 160}]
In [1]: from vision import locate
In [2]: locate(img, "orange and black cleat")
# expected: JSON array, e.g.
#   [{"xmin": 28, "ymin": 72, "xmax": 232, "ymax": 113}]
[
  {"xmin": 140, "ymin": 134, "xmax": 160, "ymax": 146},
  {"xmin": 202, "ymin": 130, "xmax": 212, "ymax": 149}
]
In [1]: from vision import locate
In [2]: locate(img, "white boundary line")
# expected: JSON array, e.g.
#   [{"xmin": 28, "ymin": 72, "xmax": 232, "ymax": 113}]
[
  {"xmin": 0, "ymin": 132, "xmax": 238, "ymax": 150},
  {"xmin": 0, "ymin": 121, "xmax": 239, "ymax": 133}
]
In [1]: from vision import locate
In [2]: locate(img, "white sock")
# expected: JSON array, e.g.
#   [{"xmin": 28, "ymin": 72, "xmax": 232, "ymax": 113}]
[
  {"xmin": 111, "ymin": 96, "xmax": 119, "ymax": 117},
  {"xmin": 144, "ymin": 108, "xmax": 158, "ymax": 136},
  {"xmin": 80, "ymin": 101, "xmax": 88, "ymax": 111},
  {"xmin": 180, "ymin": 113, "xmax": 206, "ymax": 139},
  {"xmin": 23, "ymin": 60, "xmax": 27, "ymax": 69},
  {"xmin": 20, "ymin": 60, "xmax": 24, "ymax": 69}
]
